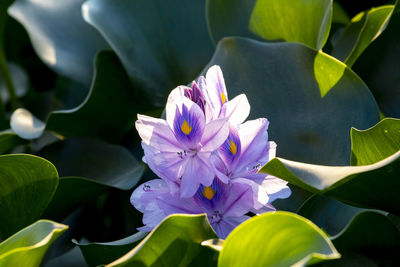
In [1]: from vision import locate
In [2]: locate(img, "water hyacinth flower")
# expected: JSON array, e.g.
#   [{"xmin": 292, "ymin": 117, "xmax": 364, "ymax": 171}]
[
  {"xmin": 131, "ymin": 178, "xmax": 274, "ymax": 239},
  {"xmin": 136, "ymin": 95, "xmax": 229, "ymax": 198}
]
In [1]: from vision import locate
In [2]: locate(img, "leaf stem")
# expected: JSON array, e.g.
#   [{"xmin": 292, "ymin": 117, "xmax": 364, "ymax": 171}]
[{"xmin": 0, "ymin": 41, "xmax": 18, "ymax": 110}]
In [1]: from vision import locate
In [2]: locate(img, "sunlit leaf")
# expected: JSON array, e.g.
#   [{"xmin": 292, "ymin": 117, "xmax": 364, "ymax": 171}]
[
  {"xmin": 249, "ymin": 0, "xmax": 332, "ymax": 50},
  {"xmin": 82, "ymin": 0, "xmax": 214, "ymax": 105},
  {"xmin": 0, "ymin": 220, "xmax": 67, "ymax": 267},
  {"xmin": 8, "ymin": 0, "xmax": 109, "ymax": 85},
  {"xmin": 351, "ymin": 118, "xmax": 400, "ymax": 166},
  {"xmin": 0, "ymin": 154, "xmax": 58, "ymax": 239},
  {"xmin": 219, "ymin": 212, "xmax": 340, "ymax": 267},
  {"xmin": 205, "ymin": 37, "xmax": 379, "ymax": 165},
  {"xmin": 108, "ymin": 214, "xmax": 217, "ymax": 266}
]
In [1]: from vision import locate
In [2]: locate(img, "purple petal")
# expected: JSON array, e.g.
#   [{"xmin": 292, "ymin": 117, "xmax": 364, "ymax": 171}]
[
  {"xmin": 142, "ymin": 143, "xmax": 185, "ymax": 182},
  {"xmin": 200, "ymin": 118, "xmax": 229, "ymax": 152},
  {"xmin": 223, "ymin": 94, "xmax": 250, "ymax": 126},
  {"xmin": 204, "ymin": 65, "xmax": 228, "ymax": 119},
  {"xmin": 217, "ymin": 126, "xmax": 241, "ymax": 170},
  {"xmin": 172, "ymin": 98, "xmax": 205, "ymax": 149},
  {"xmin": 156, "ymin": 194, "xmax": 203, "ymax": 215},
  {"xmin": 233, "ymin": 118, "xmax": 271, "ymax": 175},
  {"xmin": 136, "ymin": 114, "xmax": 183, "ymax": 152},
  {"xmin": 213, "ymin": 215, "xmax": 250, "ymax": 239},
  {"xmin": 222, "ymin": 181, "xmax": 254, "ymax": 217},
  {"xmin": 165, "ymin": 86, "xmax": 187, "ymax": 128},
  {"xmin": 261, "ymin": 176, "xmax": 292, "ymax": 203},
  {"xmin": 232, "ymin": 178, "xmax": 270, "ymax": 210},
  {"xmin": 130, "ymin": 179, "xmax": 170, "ymax": 212}
]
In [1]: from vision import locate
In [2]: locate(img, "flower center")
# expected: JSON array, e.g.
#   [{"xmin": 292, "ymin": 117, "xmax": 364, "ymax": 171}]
[
  {"xmin": 229, "ymin": 139, "xmax": 237, "ymax": 155},
  {"xmin": 202, "ymin": 186, "xmax": 216, "ymax": 200},
  {"xmin": 220, "ymin": 92, "xmax": 227, "ymax": 104},
  {"xmin": 181, "ymin": 120, "xmax": 192, "ymax": 135},
  {"xmin": 209, "ymin": 210, "xmax": 223, "ymax": 224}
]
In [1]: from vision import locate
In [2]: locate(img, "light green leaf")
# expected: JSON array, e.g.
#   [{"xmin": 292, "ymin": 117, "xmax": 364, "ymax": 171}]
[
  {"xmin": 46, "ymin": 50, "xmax": 156, "ymax": 143},
  {"xmin": 38, "ymin": 137, "xmax": 145, "ymax": 191},
  {"xmin": 205, "ymin": 37, "xmax": 379, "ymax": 165},
  {"xmin": 261, "ymin": 150, "xmax": 400, "ymax": 215},
  {"xmin": 332, "ymin": 5, "xmax": 395, "ymax": 67},
  {"xmin": 82, "ymin": 0, "xmax": 214, "ymax": 106},
  {"xmin": 297, "ymin": 194, "xmax": 365, "ymax": 236},
  {"xmin": 108, "ymin": 214, "xmax": 217, "ymax": 267},
  {"xmin": 351, "ymin": 118, "xmax": 400, "ymax": 166},
  {"xmin": 0, "ymin": 220, "xmax": 68, "ymax": 267},
  {"xmin": 249, "ymin": 0, "xmax": 332, "ymax": 50},
  {"xmin": 8, "ymin": 0, "xmax": 109, "ymax": 85},
  {"xmin": 218, "ymin": 211, "xmax": 340, "ymax": 267},
  {"xmin": 74, "ymin": 231, "xmax": 147, "ymax": 267},
  {"xmin": 0, "ymin": 154, "xmax": 58, "ymax": 239}
]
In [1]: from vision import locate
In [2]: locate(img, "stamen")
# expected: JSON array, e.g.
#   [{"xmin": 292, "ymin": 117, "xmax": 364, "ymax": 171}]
[
  {"xmin": 220, "ymin": 92, "xmax": 226, "ymax": 104},
  {"xmin": 202, "ymin": 186, "xmax": 216, "ymax": 200},
  {"xmin": 229, "ymin": 140, "xmax": 237, "ymax": 155},
  {"xmin": 181, "ymin": 120, "xmax": 192, "ymax": 135}
]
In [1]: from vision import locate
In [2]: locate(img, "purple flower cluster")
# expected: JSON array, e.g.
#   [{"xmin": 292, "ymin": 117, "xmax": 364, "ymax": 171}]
[{"xmin": 132, "ymin": 66, "xmax": 291, "ymax": 238}]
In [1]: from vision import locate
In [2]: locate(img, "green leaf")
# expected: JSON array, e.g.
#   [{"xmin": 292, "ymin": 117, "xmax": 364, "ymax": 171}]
[
  {"xmin": 206, "ymin": 0, "xmax": 259, "ymax": 44},
  {"xmin": 108, "ymin": 214, "xmax": 217, "ymax": 266},
  {"xmin": 0, "ymin": 220, "xmax": 68, "ymax": 267},
  {"xmin": 332, "ymin": 1, "xmax": 350, "ymax": 25},
  {"xmin": 43, "ymin": 176, "xmax": 109, "ymax": 221},
  {"xmin": 249, "ymin": 0, "xmax": 332, "ymax": 50},
  {"xmin": 46, "ymin": 50, "xmax": 153, "ymax": 143},
  {"xmin": 261, "ymin": 151, "xmax": 400, "ymax": 215},
  {"xmin": 82, "ymin": 0, "xmax": 214, "ymax": 106},
  {"xmin": 206, "ymin": 37, "xmax": 379, "ymax": 165},
  {"xmin": 8, "ymin": 0, "xmax": 109, "ymax": 85},
  {"xmin": 331, "ymin": 211, "xmax": 400, "ymax": 263},
  {"xmin": 0, "ymin": 154, "xmax": 58, "ymax": 239},
  {"xmin": 298, "ymin": 195, "xmax": 365, "ymax": 236},
  {"xmin": 74, "ymin": 231, "xmax": 147, "ymax": 267},
  {"xmin": 218, "ymin": 211, "xmax": 340, "ymax": 267},
  {"xmin": 332, "ymin": 5, "xmax": 395, "ymax": 67},
  {"xmin": 38, "ymin": 137, "xmax": 145, "ymax": 191},
  {"xmin": 351, "ymin": 118, "xmax": 400, "ymax": 166},
  {"xmin": 0, "ymin": 130, "xmax": 26, "ymax": 154},
  {"xmin": 352, "ymin": 0, "xmax": 400, "ymax": 117}
]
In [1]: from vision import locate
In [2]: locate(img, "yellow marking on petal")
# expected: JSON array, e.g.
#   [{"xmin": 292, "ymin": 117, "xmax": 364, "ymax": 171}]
[
  {"xmin": 220, "ymin": 92, "xmax": 227, "ymax": 104},
  {"xmin": 229, "ymin": 140, "xmax": 237, "ymax": 155},
  {"xmin": 203, "ymin": 186, "xmax": 216, "ymax": 200},
  {"xmin": 181, "ymin": 120, "xmax": 192, "ymax": 135}
]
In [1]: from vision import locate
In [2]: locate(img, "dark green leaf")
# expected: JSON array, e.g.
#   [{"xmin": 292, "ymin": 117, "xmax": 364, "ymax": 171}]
[
  {"xmin": 351, "ymin": 118, "xmax": 400, "ymax": 166},
  {"xmin": 261, "ymin": 151, "xmax": 400, "ymax": 215},
  {"xmin": 0, "ymin": 154, "xmax": 58, "ymax": 239},
  {"xmin": 0, "ymin": 220, "xmax": 68, "ymax": 267},
  {"xmin": 0, "ymin": 130, "xmax": 26, "ymax": 154},
  {"xmin": 82, "ymin": 0, "xmax": 214, "ymax": 105},
  {"xmin": 249, "ymin": 0, "xmax": 332, "ymax": 50},
  {"xmin": 205, "ymin": 37, "xmax": 379, "ymax": 165},
  {"xmin": 46, "ymin": 50, "xmax": 152, "ymax": 143},
  {"xmin": 353, "ymin": 0, "xmax": 400, "ymax": 117},
  {"xmin": 74, "ymin": 231, "xmax": 147, "ymax": 267},
  {"xmin": 298, "ymin": 195, "xmax": 365, "ymax": 236},
  {"xmin": 8, "ymin": 0, "xmax": 109, "ymax": 85},
  {"xmin": 218, "ymin": 212, "xmax": 340, "ymax": 267},
  {"xmin": 107, "ymin": 214, "xmax": 217, "ymax": 266},
  {"xmin": 38, "ymin": 137, "xmax": 145, "ymax": 190}
]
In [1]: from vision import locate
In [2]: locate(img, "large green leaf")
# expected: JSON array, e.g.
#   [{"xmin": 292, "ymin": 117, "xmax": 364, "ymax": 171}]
[
  {"xmin": 205, "ymin": 37, "xmax": 379, "ymax": 165},
  {"xmin": 352, "ymin": 1, "xmax": 400, "ymax": 117},
  {"xmin": 0, "ymin": 154, "xmax": 58, "ymax": 239},
  {"xmin": 261, "ymin": 150, "xmax": 400, "ymax": 215},
  {"xmin": 43, "ymin": 176, "xmax": 109, "ymax": 221},
  {"xmin": 331, "ymin": 211, "xmax": 400, "ymax": 264},
  {"xmin": 74, "ymin": 231, "xmax": 147, "ymax": 267},
  {"xmin": 38, "ymin": 137, "xmax": 145, "ymax": 191},
  {"xmin": 297, "ymin": 195, "xmax": 365, "ymax": 236},
  {"xmin": 108, "ymin": 214, "xmax": 217, "ymax": 266},
  {"xmin": 351, "ymin": 118, "xmax": 400, "ymax": 166},
  {"xmin": 82, "ymin": 0, "xmax": 214, "ymax": 106},
  {"xmin": 249, "ymin": 0, "xmax": 332, "ymax": 50},
  {"xmin": 0, "ymin": 220, "xmax": 68, "ymax": 267},
  {"xmin": 46, "ymin": 50, "xmax": 153, "ymax": 143},
  {"xmin": 332, "ymin": 5, "xmax": 395, "ymax": 67},
  {"xmin": 218, "ymin": 211, "xmax": 340, "ymax": 267},
  {"xmin": 8, "ymin": 0, "xmax": 109, "ymax": 85}
]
